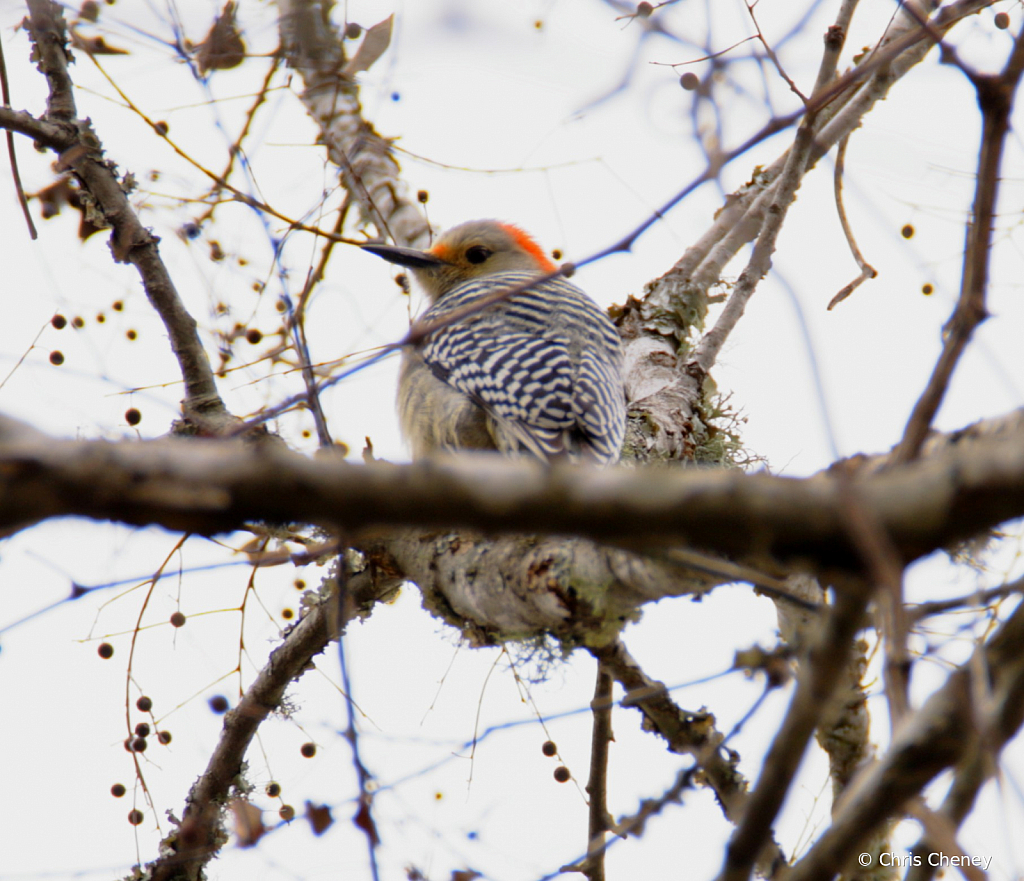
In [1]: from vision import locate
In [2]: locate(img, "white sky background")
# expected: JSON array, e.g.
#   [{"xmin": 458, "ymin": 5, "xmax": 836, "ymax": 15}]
[{"xmin": 1, "ymin": 1, "xmax": 1024, "ymax": 879}]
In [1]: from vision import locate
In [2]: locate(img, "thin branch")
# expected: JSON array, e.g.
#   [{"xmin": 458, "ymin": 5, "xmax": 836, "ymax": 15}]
[
  {"xmin": 70, "ymin": 53, "xmax": 365, "ymax": 247},
  {"xmin": 687, "ymin": 112, "xmax": 812, "ymax": 373},
  {"xmin": 291, "ymin": 203, "xmax": 349, "ymax": 448},
  {"xmin": 745, "ymin": 0, "xmax": 807, "ymax": 102},
  {"xmin": 715, "ymin": 576, "xmax": 873, "ymax": 881},
  {"xmin": 333, "ymin": 562, "xmax": 382, "ymax": 881},
  {"xmin": 611, "ymin": 766, "xmax": 695, "ymax": 840},
  {"xmin": 552, "ymin": 768, "xmax": 697, "ymax": 881},
  {"xmin": 193, "ymin": 52, "xmax": 283, "ymax": 229},
  {"xmin": 907, "ymin": 576, "xmax": 1024, "ymax": 623},
  {"xmin": 583, "ymin": 662, "xmax": 615, "ymax": 881},
  {"xmin": 892, "ymin": 28, "xmax": 1024, "ymax": 464},
  {"xmin": 689, "ymin": 12, "xmax": 847, "ymax": 375},
  {"xmin": 592, "ymin": 639, "xmax": 788, "ymax": 878}
]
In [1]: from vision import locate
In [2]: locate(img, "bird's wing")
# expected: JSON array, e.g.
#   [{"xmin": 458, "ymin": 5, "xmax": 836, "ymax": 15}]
[
  {"xmin": 571, "ymin": 348, "xmax": 627, "ymax": 463},
  {"xmin": 423, "ymin": 328, "xmax": 578, "ymax": 460}
]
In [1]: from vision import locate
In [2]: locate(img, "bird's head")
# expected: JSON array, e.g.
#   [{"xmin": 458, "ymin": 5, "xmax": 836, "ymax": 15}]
[{"xmin": 363, "ymin": 219, "xmax": 558, "ymax": 301}]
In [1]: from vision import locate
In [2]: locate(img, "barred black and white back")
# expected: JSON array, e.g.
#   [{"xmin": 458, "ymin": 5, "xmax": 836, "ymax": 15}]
[{"xmin": 399, "ymin": 270, "xmax": 626, "ymax": 465}]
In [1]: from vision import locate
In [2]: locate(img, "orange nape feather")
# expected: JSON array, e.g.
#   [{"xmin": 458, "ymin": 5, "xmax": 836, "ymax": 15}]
[{"xmin": 496, "ymin": 223, "xmax": 559, "ymax": 273}]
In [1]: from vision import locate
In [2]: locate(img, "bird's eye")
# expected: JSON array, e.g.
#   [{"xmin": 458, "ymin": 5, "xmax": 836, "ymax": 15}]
[{"xmin": 465, "ymin": 246, "xmax": 492, "ymax": 264}]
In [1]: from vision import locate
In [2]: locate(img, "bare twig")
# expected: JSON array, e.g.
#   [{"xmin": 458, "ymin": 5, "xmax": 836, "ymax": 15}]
[
  {"xmin": 333, "ymin": 562, "xmax": 382, "ymax": 881},
  {"xmin": 0, "ymin": 37, "xmax": 36, "ymax": 238},
  {"xmin": 193, "ymin": 53, "xmax": 283, "ymax": 229},
  {"xmin": 827, "ymin": 135, "xmax": 877, "ymax": 310},
  {"xmin": 907, "ymin": 576, "xmax": 1024, "ymax": 623},
  {"xmin": 745, "ymin": 0, "xmax": 807, "ymax": 101},
  {"xmin": 291, "ymin": 203, "xmax": 349, "ymax": 448},
  {"xmin": 67, "ymin": 54, "xmax": 364, "ymax": 248},
  {"xmin": 689, "ymin": 14, "xmax": 847, "ymax": 376},
  {"xmin": 554, "ymin": 768, "xmax": 697, "ymax": 881},
  {"xmin": 605, "ymin": 767, "xmax": 694, "ymax": 848}
]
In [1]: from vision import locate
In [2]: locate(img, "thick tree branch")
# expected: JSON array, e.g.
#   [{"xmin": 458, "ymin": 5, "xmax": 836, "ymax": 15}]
[
  {"xmin": 1, "ymin": 410, "xmax": 1023, "ymax": 577},
  {"xmin": 298, "ymin": 526, "xmax": 740, "ymax": 643}
]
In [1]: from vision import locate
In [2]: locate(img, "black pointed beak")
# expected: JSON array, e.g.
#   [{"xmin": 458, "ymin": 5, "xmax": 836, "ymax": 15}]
[{"xmin": 361, "ymin": 242, "xmax": 447, "ymax": 270}]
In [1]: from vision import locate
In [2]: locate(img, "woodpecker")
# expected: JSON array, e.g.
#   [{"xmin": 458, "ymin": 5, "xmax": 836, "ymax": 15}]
[{"xmin": 363, "ymin": 220, "xmax": 626, "ymax": 465}]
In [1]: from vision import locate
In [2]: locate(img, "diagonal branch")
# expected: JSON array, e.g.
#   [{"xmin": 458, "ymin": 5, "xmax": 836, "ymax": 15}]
[
  {"xmin": 21, "ymin": 1, "xmax": 235, "ymax": 431},
  {"xmin": 688, "ymin": 15, "xmax": 847, "ymax": 375},
  {"xmin": 144, "ymin": 561, "xmax": 392, "ymax": 881},
  {"xmin": 276, "ymin": 0, "xmax": 430, "ymax": 250},
  {"xmin": 892, "ymin": 28, "xmax": 1024, "ymax": 463},
  {"xmin": 785, "ymin": 597, "xmax": 1024, "ymax": 881}
]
